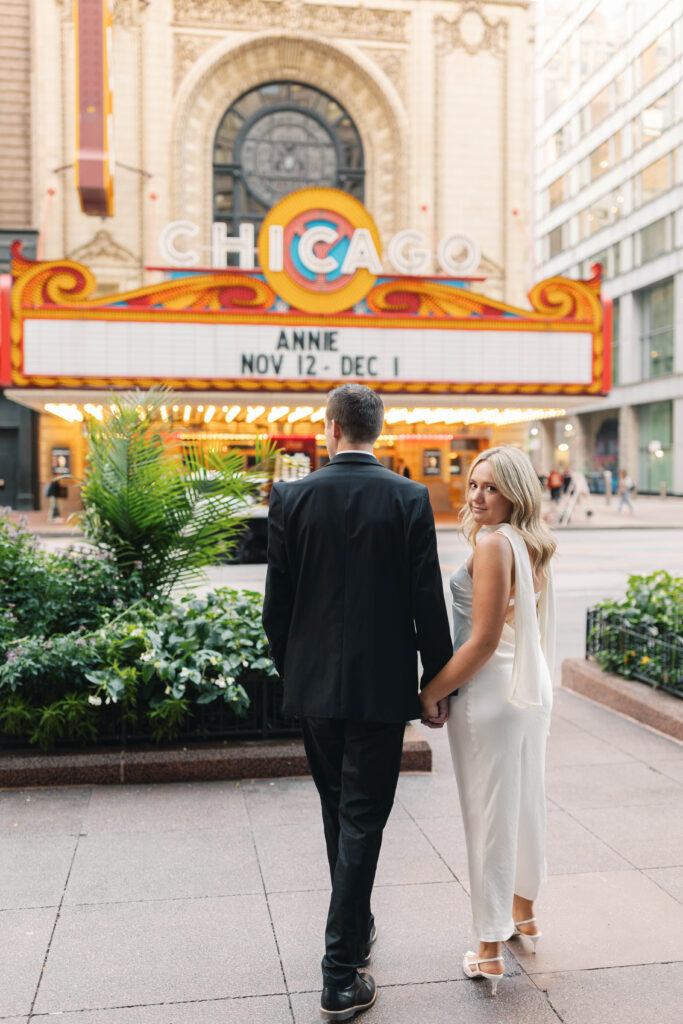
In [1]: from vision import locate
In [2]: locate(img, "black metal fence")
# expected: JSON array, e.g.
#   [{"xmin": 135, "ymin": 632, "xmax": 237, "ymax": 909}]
[
  {"xmin": 1, "ymin": 675, "xmax": 301, "ymax": 751},
  {"xmin": 586, "ymin": 607, "xmax": 683, "ymax": 698},
  {"xmin": 122, "ymin": 675, "xmax": 301, "ymax": 745}
]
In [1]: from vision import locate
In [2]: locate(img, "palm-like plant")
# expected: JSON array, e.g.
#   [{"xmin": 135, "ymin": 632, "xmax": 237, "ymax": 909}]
[{"xmin": 80, "ymin": 389, "xmax": 277, "ymax": 597}]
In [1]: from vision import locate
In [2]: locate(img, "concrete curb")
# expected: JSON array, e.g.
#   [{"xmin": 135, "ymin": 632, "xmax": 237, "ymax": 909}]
[
  {"xmin": 0, "ymin": 724, "xmax": 431, "ymax": 788},
  {"xmin": 562, "ymin": 657, "xmax": 683, "ymax": 742}
]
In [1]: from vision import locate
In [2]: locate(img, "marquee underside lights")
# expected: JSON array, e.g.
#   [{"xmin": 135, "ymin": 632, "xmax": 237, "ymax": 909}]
[{"xmin": 42, "ymin": 402, "xmax": 567, "ymax": 430}]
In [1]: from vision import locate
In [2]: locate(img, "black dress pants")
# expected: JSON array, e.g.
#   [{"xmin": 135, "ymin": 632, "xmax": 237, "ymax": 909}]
[{"xmin": 301, "ymin": 716, "xmax": 406, "ymax": 988}]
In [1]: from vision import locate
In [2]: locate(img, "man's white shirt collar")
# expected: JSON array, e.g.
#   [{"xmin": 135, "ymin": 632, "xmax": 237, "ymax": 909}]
[{"xmin": 336, "ymin": 450, "xmax": 378, "ymax": 459}]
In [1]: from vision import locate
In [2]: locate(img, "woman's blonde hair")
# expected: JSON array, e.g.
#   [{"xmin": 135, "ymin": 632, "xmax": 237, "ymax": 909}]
[{"xmin": 461, "ymin": 445, "xmax": 557, "ymax": 575}]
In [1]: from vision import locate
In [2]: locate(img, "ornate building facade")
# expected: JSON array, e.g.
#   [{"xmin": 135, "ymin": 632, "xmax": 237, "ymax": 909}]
[
  {"xmin": 7, "ymin": 0, "xmax": 600, "ymax": 514},
  {"xmin": 32, "ymin": 0, "xmax": 531, "ymax": 302}
]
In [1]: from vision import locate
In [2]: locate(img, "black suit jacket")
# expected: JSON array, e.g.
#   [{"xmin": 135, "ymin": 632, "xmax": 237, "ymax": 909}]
[{"xmin": 262, "ymin": 452, "xmax": 453, "ymax": 723}]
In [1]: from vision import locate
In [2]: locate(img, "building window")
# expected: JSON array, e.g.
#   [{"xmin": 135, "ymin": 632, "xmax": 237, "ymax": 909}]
[
  {"xmin": 637, "ymin": 400, "xmax": 673, "ymax": 492},
  {"xmin": 637, "ymin": 279, "xmax": 674, "ymax": 380},
  {"xmin": 213, "ymin": 81, "xmax": 364, "ymax": 239},
  {"xmin": 636, "ymin": 153, "xmax": 673, "ymax": 205},
  {"xmin": 634, "ymin": 90, "xmax": 675, "ymax": 150},
  {"xmin": 611, "ymin": 297, "xmax": 619, "ymax": 385},
  {"xmin": 638, "ymin": 216, "xmax": 671, "ymax": 264},
  {"xmin": 588, "ymin": 85, "xmax": 611, "ymax": 129},
  {"xmin": 580, "ymin": 1, "xmax": 627, "ymax": 81},
  {"xmin": 548, "ymin": 175, "xmax": 565, "ymax": 210},
  {"xmin": 581, "ymin": 190, "xmax": 623, "ymax": 239},
  {"xmin": 590, "ymin": 140, "xmax": 611, "ymax": 180},
  {"xmin": 548, "ymin": 224, "xmax": 565, "ymax": 257},
  {"xmin": 638, "ymin": 29, "xmax": 674, "ymax": 88},
  {"xmin": 543, "ymin": 43, "xmax": 572, "ymax": 118},
  {"xmin": 612, "ymin": 241, "xmax": 621, "ymax": 277},
  {"xmin": 543, "ymin": 126, "xmax": 568, "ymax": 170}
]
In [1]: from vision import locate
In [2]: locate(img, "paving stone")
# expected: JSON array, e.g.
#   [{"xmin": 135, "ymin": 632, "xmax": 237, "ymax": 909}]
[
  {"xmin": 644, "ymin": 867, "xmax": 683, "ymax": 904},
  {"xmin": 31, "ymin": 995, "xmax": 293, "ymax": 1024},
  {"xmin": 409, "ymin": 815, "xmax": 470, "ymax": 892},
  {"xmin": 651, "ymin": 758, "xmax": 683, "ymax": 783},
  {"xmin": 546, "ymin": 717, "xmax": 634, "ymax": 766},
  {"xmin": 545, "ymin": 807, "xmax": 631, "ymax": 874},
  {"xmin": 244, "ymin": 777, "xmax": 407, "ymax": 827},
  {"xmin": 291, "ymin": 974, "xmax": 559, "ymax": 1024},
  {"xmin": 546, "ymin": 761, "xmax": 682, "ymax": 811},
  {"xmin": 34, "ymin": 895, "xmax": 284, "ymax": 1014},
  {"xmin": 0, "ymin": 835, "xmax": 76, "ymax": 909},
  {"xmin": 533, "ymin": 963, "xmax": 683, "ymax": 1024},
  {"xmin": 242, "ymin": 778, "xmax": 328, "ymax": 827},
  {"xmin": 517, "ymin": 870, "xmax": 683, "ymax": 974},
  {"xmin": 574, "ymin": 802, "xmax": 683, "ymax": 868},
  {"xmin": 373, "ymin": 817, "xmax": 455, "ymax": 887},
  {"xmin": 553, "ymin": 691, "xmax": 683, "ymax": 763},
  {"xmin": 0, "ymin": 907, "xmax": 56, "ymax": 1016},
  {"xmin": 394, "ymin": 770, "xmax": 460, "ymax": 820},
  {"xmin": 0, "ymin": 787, "xmax": 90, "ymax": 836},
  {"xmin": 64, "ymin": 827, "xmax": 262, "ymax": 905},
  {"xmin": 82, "ymin": 780, "xmax": 248, "ymax": 834},
  {"xmin": 253, "ymin": 822, "xmax": 331, "ymax": 893},
  {"xmin": 268, "ymin": 881, "xmax": 507, "ymax": 994}
]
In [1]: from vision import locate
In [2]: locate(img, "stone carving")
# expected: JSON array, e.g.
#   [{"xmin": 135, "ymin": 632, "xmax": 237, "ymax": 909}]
[
  {"xmin": 111, "ymin": 0, "xmax": 146, "ymax": 28},
  {"xmin": 173, "ymin": 0, "xmax": 409, "ymax": 41},
  {"xmin": 57, "ymin": 0, "xmax": 146, "ymax": 27},
  {"xmin": 435, "ymin": 2, "xmax": 506, "ymax": 59},
  {"xmin": 360, "ymin": 47, "xmax": 407, "ymax": 100},
  {"xmin": 174, "ymin": 33, "xmax": 220, "ymax": 92},
  {"xmin": 68, "ymin": 230, "xmax": 139, "ymax": 266}
]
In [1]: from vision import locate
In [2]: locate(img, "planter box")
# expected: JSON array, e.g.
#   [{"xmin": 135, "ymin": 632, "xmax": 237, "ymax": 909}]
[{"xmin": 0, "ymin": 723, "xmax": 432, "ymax": 788}]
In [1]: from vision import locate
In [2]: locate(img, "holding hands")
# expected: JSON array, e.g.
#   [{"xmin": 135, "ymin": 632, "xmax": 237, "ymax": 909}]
[{"xmin": 420, "ymin": 694, "xmax": 449, "ymax": 729}]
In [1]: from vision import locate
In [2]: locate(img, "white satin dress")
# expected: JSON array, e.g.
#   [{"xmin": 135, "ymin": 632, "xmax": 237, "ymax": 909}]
[{"xmin": 446, "ymin": 523, "xmax": 555, "ymax": 942}]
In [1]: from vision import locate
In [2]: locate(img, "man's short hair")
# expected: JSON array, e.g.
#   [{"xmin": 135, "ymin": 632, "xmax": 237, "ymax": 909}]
[{"xmin": 326, "ymin": 383, "xmax": 384, "ymax": 444}]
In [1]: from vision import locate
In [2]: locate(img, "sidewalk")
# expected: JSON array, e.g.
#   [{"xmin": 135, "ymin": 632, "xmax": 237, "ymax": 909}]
[
  {"xmin": 5, "ymin": 493, "xmax": 683, "ymax": 539},
  {"xmin": 436, "ymin": 492, "xmax": 683, "ymax": 530},
  {"xmin": 2, "ymin": 687, "xmax": 682, "ymax": 1023}
]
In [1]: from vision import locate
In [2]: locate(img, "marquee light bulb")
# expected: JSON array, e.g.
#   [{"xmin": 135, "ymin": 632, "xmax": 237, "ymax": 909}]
[{"xmin": 288, "ymin": 407, "xmax": 314, "ymax": 423}]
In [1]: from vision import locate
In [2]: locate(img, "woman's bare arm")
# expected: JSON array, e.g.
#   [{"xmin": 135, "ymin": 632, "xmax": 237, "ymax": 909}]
[{"xmin": 420, "ymin": 532, "xmax": 512, "ymax": 716}]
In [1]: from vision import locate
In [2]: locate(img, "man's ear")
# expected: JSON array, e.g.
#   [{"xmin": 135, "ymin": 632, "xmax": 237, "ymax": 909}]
[{"xmin": 332, "ymin": 420, "xmax": 342, "ymax": 439}]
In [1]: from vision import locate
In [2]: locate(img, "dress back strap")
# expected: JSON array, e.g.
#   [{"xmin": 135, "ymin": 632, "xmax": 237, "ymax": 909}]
[{"xmin": 494, "ymin": 524, "xmax": 555, "ymax": 708}]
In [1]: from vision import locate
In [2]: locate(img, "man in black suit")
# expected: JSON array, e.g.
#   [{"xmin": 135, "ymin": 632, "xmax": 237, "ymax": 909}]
[{"xmin": 263, "ymin": 383, "xmax": 452, "ymax": 1021}]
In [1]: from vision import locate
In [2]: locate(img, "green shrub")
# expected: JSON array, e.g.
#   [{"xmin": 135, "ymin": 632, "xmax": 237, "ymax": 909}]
[
  {"xmin": 0, "ymin": 589, "xmax": 278, "ymax": 749},
  {"xmin": 588, "ymin": 571, "xmax": 682, "ymax": 693},
  {"xmin": 0, "ymin": 511, "xmax": 142, "ymax": 657}
]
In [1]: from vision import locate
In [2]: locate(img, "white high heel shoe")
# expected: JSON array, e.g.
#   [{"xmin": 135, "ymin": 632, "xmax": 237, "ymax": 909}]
[
  {"xmin": 462, "ymin": 952, "xmax": 504, "ymax": 996},
  {"xmin": 510, "ymin": 916, "xmax": 541, "ymax": 953}
]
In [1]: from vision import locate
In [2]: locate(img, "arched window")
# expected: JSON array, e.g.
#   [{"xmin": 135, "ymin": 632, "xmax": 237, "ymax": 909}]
[{"xmin": 213, "ymin": 82, "xmax": 365, "ymax": 237}]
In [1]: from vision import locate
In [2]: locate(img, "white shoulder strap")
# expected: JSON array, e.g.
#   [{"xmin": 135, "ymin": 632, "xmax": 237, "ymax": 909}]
[{"xmin": 495, "ymin": 524, "xmax": 553, "ymax": 708}]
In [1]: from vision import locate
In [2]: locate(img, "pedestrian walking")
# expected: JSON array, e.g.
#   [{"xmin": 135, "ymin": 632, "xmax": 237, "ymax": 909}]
[
  {"xmin": 45, "ymin": 478, "xmax": 62, "ymax": 522},
  {"xmin": 547, "ymin": 467, "xmax": 563, "ymax": 503},
  {"xmin": 617, "ymin": 469, "xmax": 635, "ymax": 514}
]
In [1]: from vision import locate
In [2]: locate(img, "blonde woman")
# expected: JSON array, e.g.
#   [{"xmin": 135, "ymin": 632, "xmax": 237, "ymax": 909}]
[{"xmin": 420, "ymin": 446, "xmax": 556, "ymax": 996}]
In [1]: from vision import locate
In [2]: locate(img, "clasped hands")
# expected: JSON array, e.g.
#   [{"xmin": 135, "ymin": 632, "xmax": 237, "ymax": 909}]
[{"xmin": 419, "ymin": 694, "xmax": 449, "ymax": 729}]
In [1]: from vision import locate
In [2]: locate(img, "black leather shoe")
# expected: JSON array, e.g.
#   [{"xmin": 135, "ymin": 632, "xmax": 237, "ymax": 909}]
[
  {"xmin": 320, "ymin": 971, "xmax": 377, "ymax": 1021},
  {"xmin": 362, "ymin": 923, "xmax": 377, "ymax": 963}
]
